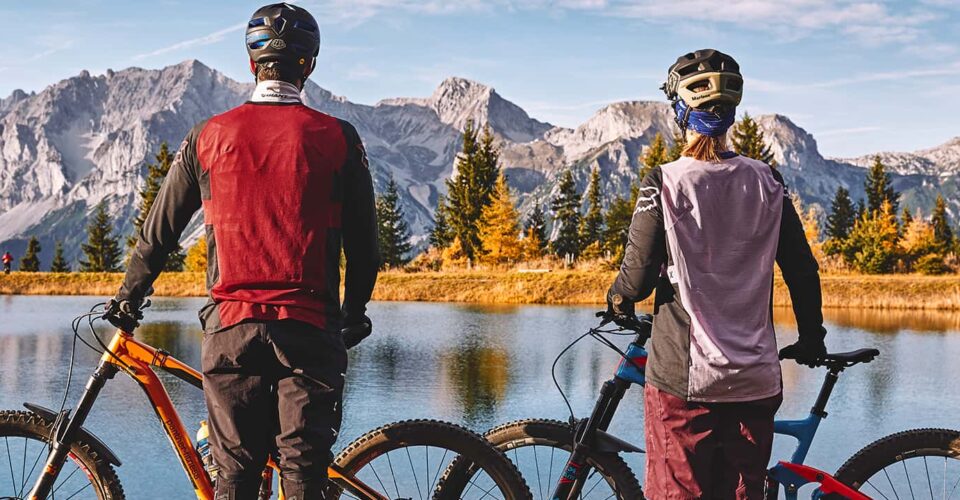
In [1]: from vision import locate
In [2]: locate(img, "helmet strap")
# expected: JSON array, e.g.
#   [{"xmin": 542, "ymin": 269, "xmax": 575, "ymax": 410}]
[{"xmin": 673, "ymin": 99, "xmax": 692, "ymax": 134}]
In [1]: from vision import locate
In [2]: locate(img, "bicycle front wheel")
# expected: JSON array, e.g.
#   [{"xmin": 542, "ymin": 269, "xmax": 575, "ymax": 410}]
[
  {"xmin": 833, "ymin": 428, "xmax": 960, "ymax": 499},
  {"xmin": 0, "ymin": 410, "xmax": 125, "ymax": 500},
  {"xmin": 477, "ymin": 419, "xmax": 643, "ymax": 499},
  {"xmin": 327, "ymin": 419, "xmax": 531, "ymax": 500}
]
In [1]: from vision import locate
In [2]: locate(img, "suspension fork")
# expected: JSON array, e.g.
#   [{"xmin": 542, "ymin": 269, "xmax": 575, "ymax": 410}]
[
  {"xmin": 551, "ymin": 377, "xmax": 631, "ymax": 500},
  {"xmin": 27, "ymin": 360, "xmax": 119, "ymax": 500}
]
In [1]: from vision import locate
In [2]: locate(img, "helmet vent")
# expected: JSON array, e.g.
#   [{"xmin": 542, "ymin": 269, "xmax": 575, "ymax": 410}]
[
  {"xmin": 248, "ymin": 17, "xmax": 267, "ymax": 28},
  {"xmin": 272, "ymin": 17, "xmax": 286, "ymax": 33}
]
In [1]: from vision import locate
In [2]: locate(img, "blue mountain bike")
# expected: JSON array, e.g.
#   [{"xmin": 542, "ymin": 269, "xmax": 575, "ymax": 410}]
[{"xmin": 460, "ymin": 314, "xmax": 960, "ymax": 499}]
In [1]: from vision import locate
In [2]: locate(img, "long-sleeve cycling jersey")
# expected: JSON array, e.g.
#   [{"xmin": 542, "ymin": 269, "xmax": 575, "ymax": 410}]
[
  {"xmin": 608, "ymin": 152, "xmax": 825, "ymax": 403},
  {"xmin": 119, "ymin": 80, "xmax": 380, "ymax": 332}
]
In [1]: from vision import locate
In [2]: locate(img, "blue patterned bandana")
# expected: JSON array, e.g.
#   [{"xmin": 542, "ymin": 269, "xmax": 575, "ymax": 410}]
[{"xmin": 673, "ymin": 100, "xmax": 736, "ymax": 137}]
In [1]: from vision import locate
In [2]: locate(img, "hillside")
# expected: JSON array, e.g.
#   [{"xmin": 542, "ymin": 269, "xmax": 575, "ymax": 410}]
[{"xmin": 0, "ymin": 60, "xmax": 957, "ymax": 264}]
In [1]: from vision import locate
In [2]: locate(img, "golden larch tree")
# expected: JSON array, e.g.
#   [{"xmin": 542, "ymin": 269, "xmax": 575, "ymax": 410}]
[{"xmin": 478, "ymin": 174, "xmax": 522, "ymax": 264}]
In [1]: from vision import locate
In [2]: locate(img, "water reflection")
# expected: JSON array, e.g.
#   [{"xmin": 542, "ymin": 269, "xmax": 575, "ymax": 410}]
[
  {"xmin": 441, "ymin": 342, "xmax": 510, "ymax": 424},
  {"xmin": 1, "ymin": 297, "xmax": 959, "ymax": 499}
]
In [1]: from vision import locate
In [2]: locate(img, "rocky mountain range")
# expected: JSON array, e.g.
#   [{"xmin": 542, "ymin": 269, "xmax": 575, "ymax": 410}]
[{"xmin": 0, "ymin": 59, "xmax": 957, "ymax": 265}]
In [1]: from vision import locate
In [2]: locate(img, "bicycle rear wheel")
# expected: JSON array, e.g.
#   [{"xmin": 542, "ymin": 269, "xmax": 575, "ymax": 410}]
[
  {"xmin": 327, "ymin": 419, "xmax": 531, "ymax": 500},
  {"xmin": 833, "ymin": 428, "xmax": 960, "ymax": 499},
  {"xmin": 0, "ymin": 410, "xmax": 125, "ymax": 500}
]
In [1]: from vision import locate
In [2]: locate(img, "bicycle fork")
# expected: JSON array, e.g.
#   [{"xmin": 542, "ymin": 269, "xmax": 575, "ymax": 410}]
[
  {"xmin": 552, "ymin": 377, "xmax": 631, "ymax": 500},
  {"xmin": 28, "ymin": 360, "xmax": 119, "ymax": 499}
]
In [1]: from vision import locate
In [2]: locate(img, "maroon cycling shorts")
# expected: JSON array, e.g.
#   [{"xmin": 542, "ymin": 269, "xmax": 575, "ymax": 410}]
[{"xmin": 644, "ymin": 384, "xmax": 782, "ymax": 500}]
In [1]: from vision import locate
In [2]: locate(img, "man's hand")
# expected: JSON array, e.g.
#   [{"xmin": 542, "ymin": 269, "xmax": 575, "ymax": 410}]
[
  {"xmin": 341, "ymin": 315, "xmax": 372, "ymax": 350},
  {"xmin": 778, "ymin": 337, "xmax": 827, "ymax": 367},
  {"xmin": 103, "ymin": 299, "xmax": 144, "ymax": 333}
]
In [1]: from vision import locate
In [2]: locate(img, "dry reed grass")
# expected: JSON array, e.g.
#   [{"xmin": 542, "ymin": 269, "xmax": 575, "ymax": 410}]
[{"xmin": 0, "ymin": 271, "xmax": 957, "ymax": 310}]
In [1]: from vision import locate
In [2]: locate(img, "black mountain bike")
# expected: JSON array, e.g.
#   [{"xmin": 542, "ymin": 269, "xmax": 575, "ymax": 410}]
[{"xmin": 448, "ymin": 313, "xmax": 960, "ymax": 499}]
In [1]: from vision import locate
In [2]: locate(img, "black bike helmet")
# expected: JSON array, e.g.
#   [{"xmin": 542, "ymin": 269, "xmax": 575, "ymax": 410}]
[
  {"xmin": 245, "ymin": 3, "xmax": 320, "ymax": 74},
  {"xmin": 662, "ymin": 49, "xmax": 743, "ymax": 111}
]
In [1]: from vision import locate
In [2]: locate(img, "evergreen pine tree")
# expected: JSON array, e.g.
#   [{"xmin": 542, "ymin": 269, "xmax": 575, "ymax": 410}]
[
  {"xmin": 430, "ymin": 195, "xmax": 453, "ymax": 249},
  {"xmin": 825, "ymin": 187, "xmax": 856, "ymax": 241},
  {"xmin": 524, "ymin": 203, "xmax": 548, "ymax": 252},
  {"xmin": 50, "ymin": 241, "xmax": 70, "ymax": 272},
  {"xmin": 550, "ymin": 169, "xmax": 582, "ymax": 259},
  {"xmin": 477, "ymin": 174, "xmax": 522, "ymax": 264},
  {"xmin": 602, "ymin": 184, "xmax": 639, "ymax": 256},
  {"xmin": 19, "ymin": 236, "xmax": 41, "ymax": 272},
  {"xmin": 864, "ymin": 156, "xmax": 899, "ymax": 214},
  {"xmin": 430, "ymin": 195, "xmax": 454, "ymax": 249},
  {"xmin": 931, "ymin": 194, "xmax": 954, "ymax": 253},
  {"xmin": 128, "ymin": 142, "xmax": 186, "ymax": 271},
  {"xmin": 900, "ymin": 205, "xmax": 913, "ymax": 228},
  {"xmin": 731, "ymin": 113, "xmax": 775, "ymax": 166},
  {"xmin": 445, "ymin": 121, "xmax": 500, "ymax": 260},
  {"xmin": 376, "ymin": 176, "xmax": 413, "ymax": 269},
  {"xmin": 842, "ymin": 200, "xmax": 900, "ymax": 274},
  {"xmin": 578, "ymin": 166, "xmax": 604, "ymax": 252},
  {"xmin": 640, "ymin": 133, "xmax": 668, "ymax": 179},
  {"xmin": 666, "ymin": 132, "xmax": 686, "ymax": 162},
  {"xmin": 80, "ymin": 203, "xmax": 123, "ymax": 272}
]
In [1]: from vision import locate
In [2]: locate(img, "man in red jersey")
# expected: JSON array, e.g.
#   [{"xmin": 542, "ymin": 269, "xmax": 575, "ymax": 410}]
[{"xmin": 105, "ymin": 4, "xmax": 379, "ymax": 498}]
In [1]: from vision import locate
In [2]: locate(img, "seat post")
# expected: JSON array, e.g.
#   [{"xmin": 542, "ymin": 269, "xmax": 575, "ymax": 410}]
[{"xmin": 810, "ymin": 368, "xmax": 841, "ymax": 418}]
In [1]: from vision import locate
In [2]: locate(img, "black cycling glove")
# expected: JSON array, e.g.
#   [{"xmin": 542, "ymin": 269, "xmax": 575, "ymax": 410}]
[
  {"xmin": 778, "ymin": 337, "xmax": 827, "ymax": 367},
  {"xmin": 103, "ymin": 298, "xmax": 144, "ymax": 333},
  {"xmin": 341, "ymin": 315, "xmax": 372, "ymax": 350}
]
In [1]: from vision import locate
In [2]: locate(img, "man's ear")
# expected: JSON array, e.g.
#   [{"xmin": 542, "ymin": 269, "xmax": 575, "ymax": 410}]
[
  {"xmin": 249, "ymin": 59, "xmax": 257, "ymax": 77},
  {"xmin": 303, "ymin": 57, "xmax": 316, "ymax": 80}
]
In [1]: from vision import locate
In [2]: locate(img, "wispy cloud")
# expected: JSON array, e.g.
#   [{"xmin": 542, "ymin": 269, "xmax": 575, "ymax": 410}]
[
  {"xmin": 817, "ymin": 126, "xmax": 882, "ymax": 137},
  {"xmin": 308, "ymin": 0, "xmax": 944, "ymax": 48},
  {"xmin": 131, "ymin": 23, "xmax": 245, "ymax": 61},
  {"xmin": 346, "ymin": 63, "xmax": 380, "ymax": 81},
  {"xmin": 748, "ymin": 62, "xmax": 960, "ymax": 93}
]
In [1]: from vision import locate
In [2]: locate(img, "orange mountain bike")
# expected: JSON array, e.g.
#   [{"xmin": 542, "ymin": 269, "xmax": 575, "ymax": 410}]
[{"xmin": 0, "ymin": 305, "xmax": 531, "ymax": 499}]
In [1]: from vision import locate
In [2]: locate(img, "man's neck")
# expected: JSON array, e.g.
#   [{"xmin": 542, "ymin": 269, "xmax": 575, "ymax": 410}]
[{"xmin": 251, "ymin": 80, "xmax": 302, "ymax": 104}]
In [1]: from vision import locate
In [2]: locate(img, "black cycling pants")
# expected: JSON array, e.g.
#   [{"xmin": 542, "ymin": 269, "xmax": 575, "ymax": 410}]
[{"xmin": 202, "ymin": 320, "xmax": 347, "ymax": 499}]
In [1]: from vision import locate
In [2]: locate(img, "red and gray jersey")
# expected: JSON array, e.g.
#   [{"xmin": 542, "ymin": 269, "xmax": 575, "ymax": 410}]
[
  {"xmin": 609, "ymin": 153, "xmax": 825, "ymax": 403},
  {"xmin": 119, "ymin": 80, "xmax": 379, "ymax": 332}
]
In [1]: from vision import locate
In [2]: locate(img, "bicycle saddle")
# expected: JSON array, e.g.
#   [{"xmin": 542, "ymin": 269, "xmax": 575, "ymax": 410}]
[{"xmin": 822, "ymin": 348, "xmax": 880, "ymax": 366}]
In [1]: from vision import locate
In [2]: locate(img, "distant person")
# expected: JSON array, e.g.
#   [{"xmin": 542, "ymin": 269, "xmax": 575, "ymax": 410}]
[
  {"xmin": 2, "ymin": 251, "xmax": 12, "ymax": 274},
  {"xmin": 606, "ymin": 49, "xmax": 827, "ymax": 499},
  {"xmin": 103, "ymin": 3, "xmax": 380, "ymax": 498}
]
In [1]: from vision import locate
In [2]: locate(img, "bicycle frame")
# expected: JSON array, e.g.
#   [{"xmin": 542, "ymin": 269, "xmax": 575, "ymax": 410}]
[
  {"xmin": 27, "ymin": 329, "xmax": 387, "ymax": 500},
  {"xmin": 550, "ymin": 328, "xmax": 869, "ymax": 500}
]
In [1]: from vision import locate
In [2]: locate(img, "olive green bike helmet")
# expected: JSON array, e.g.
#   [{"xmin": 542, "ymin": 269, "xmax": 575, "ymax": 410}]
[{"xmin": 662, "ymin": 49, "xmax": 743, "ymax": 111}]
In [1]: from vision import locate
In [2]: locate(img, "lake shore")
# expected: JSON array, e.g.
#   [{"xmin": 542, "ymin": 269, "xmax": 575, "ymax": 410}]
[{"xmin": 0, "ymin": 271, "xmax": 958, "ymax": 310}]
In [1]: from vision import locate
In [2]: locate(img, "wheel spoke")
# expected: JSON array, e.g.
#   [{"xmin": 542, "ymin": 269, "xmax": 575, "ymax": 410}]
[
  {"xmin": 19, "ymin": 444, "xmax": 46, "ymax": 499},
  {"xmin": 367, "ymin": 461, "xmax": 390, "ymax": 498},
  {"xmin": 5, "ymin": 437, "xmax": 16, "ymax": 494},
  {"xmin": 385, "ymin": 452, "xmax": 401, "ymax": 499},
  {"xmin": 21, "ymin": 437, "xmax": 27, "ymax": 496},
  {"xmin": 533, "ymin": 445, "xmax": 542, "ymax": 499},
  {"xmin": 866, "ymin": 478, "xmax": 892, "ymax": 500},
  {"xmin": 884, "ymin": 466, "xmax": 902, "ymax": 500},
  {"xmin": 902, "ymin": 459, "xmax": 916, "ymax": 500},
  {"xmin": 428, "ymin": 449, "xmax": 448, "ymax": 494},
  {"xmin": 923, "ymin": 457, "xmax": 932, "ymax": 500},
  {"xmin": 404, "ymin": 446, "xmax": 423, "ymax": 500},
  {"xmin": 61, "ymin": 480, "xmax": 92, "ymax": 500}
]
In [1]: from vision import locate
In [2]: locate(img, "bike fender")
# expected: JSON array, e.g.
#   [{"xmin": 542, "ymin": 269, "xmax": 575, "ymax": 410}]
[
  {"xmin": 24, "ymin": 403, "xmax": 123, "ymax": 467},
  {"xmin": 592, "ymin": 429, "xmax": 644, "ymax": 454}
]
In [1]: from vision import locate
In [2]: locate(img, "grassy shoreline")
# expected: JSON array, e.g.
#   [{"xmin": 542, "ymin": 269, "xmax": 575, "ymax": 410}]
[{"xmin": 0, "ymin": 271, "xmax": 958, "ymax": 310}]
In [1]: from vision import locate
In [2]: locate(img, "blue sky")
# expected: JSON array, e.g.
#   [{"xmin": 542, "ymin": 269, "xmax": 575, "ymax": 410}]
[{"xmin": 2, "ymin": 0, "xmax": 959, "ymax": 157}]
